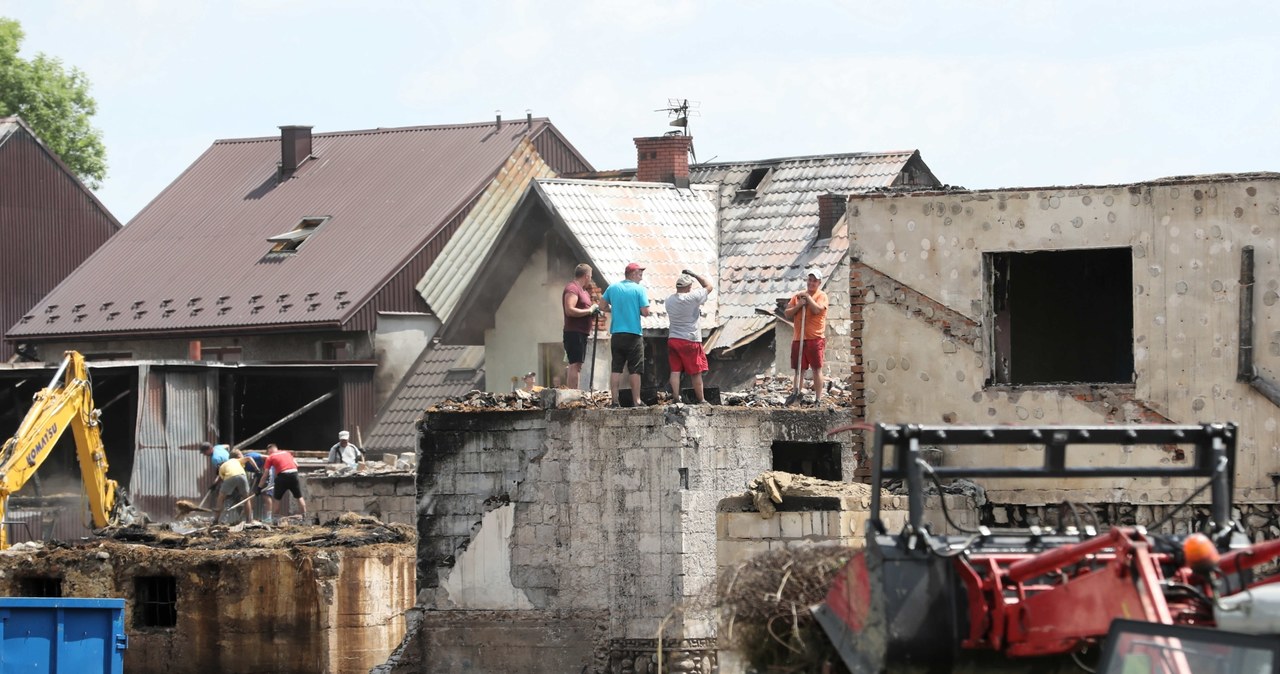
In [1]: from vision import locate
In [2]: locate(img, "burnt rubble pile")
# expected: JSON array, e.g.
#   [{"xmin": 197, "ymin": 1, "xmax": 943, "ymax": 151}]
[
  {"xmin": 424, "ymin": 375, "xmax": 855, "ymax": 413},
  {"xmin": 65, "ymin": 513, "xmax": 417, "ymax": 551}
]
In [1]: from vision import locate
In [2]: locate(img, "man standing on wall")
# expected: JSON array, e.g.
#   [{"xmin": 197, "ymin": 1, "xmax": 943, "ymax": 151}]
[
  {"xmin": 562, "ymin": 263, "xmax": 599, "ymax": 389},
  {"xmin": 600, "ymin": 262, "xmax": 651, "ymax": 407},
  {"xmin": 784, "ymin": 269, "xmax": 829, "ymax": 403},
  {"xmin": 260, "ymin": 443, "xmax": 307, "ymax": 521},
  {"xmin": 665, "ymin": 269, "xmax": 713, "ymax": 404}
]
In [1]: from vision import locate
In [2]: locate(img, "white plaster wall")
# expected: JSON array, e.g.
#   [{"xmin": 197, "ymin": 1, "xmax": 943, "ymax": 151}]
[
  {"xmin": 850, "ymin": 178, "xmax": 1280, "ymax": 502},
  {"xmin": 487, "ymin": 241, "xmax": 610, "ymax": 391},
  {"xmin": 441, "ymin": 503, "xmax": 535, "ymax": 609},
  {"xmin": 374, "ymin": 313, "xmax": 438, "ymax": 406}
]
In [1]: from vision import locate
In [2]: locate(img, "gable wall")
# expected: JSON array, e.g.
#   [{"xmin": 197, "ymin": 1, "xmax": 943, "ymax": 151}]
[
  {"xmin": 848, "ymin": 177, "xmax": 1280, "ymax": 502},
  {"xmin": 0, "ymin": 129, "xmax": 118, "ymax": 355}
]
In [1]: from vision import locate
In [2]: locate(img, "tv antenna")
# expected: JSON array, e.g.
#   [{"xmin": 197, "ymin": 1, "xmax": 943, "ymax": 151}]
[
  {"xmin": 656, "ymin": 98, "xmax": 699, "ymax": 136},
  {"xmin": 655, "ymin": 98, "xmax": 700, "ymax": 163}
]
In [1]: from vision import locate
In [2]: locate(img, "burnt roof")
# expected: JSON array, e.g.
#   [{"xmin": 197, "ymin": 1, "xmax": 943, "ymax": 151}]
[{"xmin": 9, "ymin": 119, "xmax": 589, "ymax": 340}]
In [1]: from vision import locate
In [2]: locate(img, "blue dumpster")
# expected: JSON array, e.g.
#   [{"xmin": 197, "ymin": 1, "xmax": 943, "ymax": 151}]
[{"xmin": 0, "ymin": 598, "xmax": 126, "ymax": 673}]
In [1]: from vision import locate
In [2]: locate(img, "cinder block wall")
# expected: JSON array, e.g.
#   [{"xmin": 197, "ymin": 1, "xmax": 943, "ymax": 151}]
[
  {"xmin": 404, "ymin": 406, "xmax": 856, "ymax": 673},
  {"xmin": 307, "ymin": 474, "xmax": 416, "ymax": 525}
]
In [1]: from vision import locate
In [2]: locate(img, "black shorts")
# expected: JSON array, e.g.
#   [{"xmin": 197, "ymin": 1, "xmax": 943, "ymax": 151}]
[
  {"xmin": 563, "ymin": 331, "xmax": 589, "ymax": 364},
  {"xmin": 610, "ymin": 333, "xmax": 645, "ymax": 374},
  {"xmin": 273, "ymin": 471, "xmax": 302, "ymax": 500}
]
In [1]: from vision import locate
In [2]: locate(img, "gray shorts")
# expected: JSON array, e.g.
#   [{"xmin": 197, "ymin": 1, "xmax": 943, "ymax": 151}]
[{"xmin": 219, "ymin": 474, "xmax": 250, "ymax": 500}]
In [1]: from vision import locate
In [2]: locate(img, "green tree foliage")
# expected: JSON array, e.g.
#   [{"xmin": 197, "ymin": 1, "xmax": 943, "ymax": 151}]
[{"xmin": 0, "ymin": 18, "xmax": 107, "ymax": 189}]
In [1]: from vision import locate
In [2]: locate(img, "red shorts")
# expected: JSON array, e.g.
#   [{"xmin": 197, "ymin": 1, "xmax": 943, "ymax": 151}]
[
  {"xmin": 791, "ymin": 337, "xmax": 825, "ymax": 371},
  {"xmin": 667, "ymin": 338, "xmax": 708, "ymax": 374}
]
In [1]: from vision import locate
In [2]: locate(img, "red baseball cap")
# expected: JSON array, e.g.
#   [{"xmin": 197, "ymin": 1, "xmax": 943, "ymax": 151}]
[{"xmin": 625, "ymin": 262, "xmax": 645, "ymax": 273}]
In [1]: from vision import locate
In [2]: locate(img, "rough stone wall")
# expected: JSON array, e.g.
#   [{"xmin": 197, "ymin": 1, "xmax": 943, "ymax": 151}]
[
  {"xmin": 409, "ymin": 406, "xmax": 855, "ymax": 673},
  {"xmin": 847, "ymin": 176, "xmax": 1280, "ymax": 504},
  {"xmin": 307, "ymin": 473, "xmax": 416, "ymax": 525},
  {"xmin": 0, "ymin": 542, "xmax": 414, "ymax": 674}
]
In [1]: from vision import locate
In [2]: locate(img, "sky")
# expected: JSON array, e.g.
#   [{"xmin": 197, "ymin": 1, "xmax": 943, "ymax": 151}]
[{"xmin": 2, "ymin": 0, "xmax": 1278, "ymax": 224}]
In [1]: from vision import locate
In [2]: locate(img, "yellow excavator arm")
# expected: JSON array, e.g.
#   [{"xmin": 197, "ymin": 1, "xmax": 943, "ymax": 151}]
[{"xmin": 0, "ymin": 351, "xmax": 136, "ymax": 548}]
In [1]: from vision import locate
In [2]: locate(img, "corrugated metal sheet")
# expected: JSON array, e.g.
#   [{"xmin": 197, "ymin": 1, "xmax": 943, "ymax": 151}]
[
  {"xmin": 418, "ymin": 138, "xmax": 557, "ymax": 323},
  {"xmin": 688, "ymin": 151, "xmax": 938, "ymax": 322},
  {"xmin": 703, "ymin": 315, "xmax": 777, "ymax": 353},
  {"xmin": 341, "ymin": 369, "xmax": 376, "ymax": 439},
  {"xmin": 9, "ymin": 119, "xmax": 591, "ymax": 341},
  {"xmin": 0, "ymin": 117, "xmax": 120, "ymax": 350},
  {"xmin": 536, "ymin": 180, "xmax": 720, "ymax": 330},
  {"xmin": 365, "ymin": 344, "xmax": 484, "ymax": 454},
  {"xmin": 129, "ymin": 367, "xmax": 215, "ymax": 521}
]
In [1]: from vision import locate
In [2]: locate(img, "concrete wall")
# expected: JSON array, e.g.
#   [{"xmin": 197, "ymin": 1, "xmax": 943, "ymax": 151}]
[
  {"xmin": 374, "ymin": 313, "xmax": 439, "ymax": 406},
  {"xmin": 0, "ymin": 541, "xmax": 415, "ymax": 674},
  {"xmin": 848, "ymin": 176, "xmax": 1280, "ymax": 503},
  {"xmin": 408, "ymin": 406, "xmax": 856, "ymax": 673},
  {"xmin": 307, "ymin": 473, "xmax": 417, "ymax": 525},
  {"xmin": 486, "ymin": 240, "xmax": 608, "ymax": 391}
]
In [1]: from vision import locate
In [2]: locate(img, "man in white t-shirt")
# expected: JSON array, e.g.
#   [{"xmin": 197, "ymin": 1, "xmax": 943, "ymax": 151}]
[{"xmin": 665, "ymin": 269, "xmax": 713, "ymax": 404}]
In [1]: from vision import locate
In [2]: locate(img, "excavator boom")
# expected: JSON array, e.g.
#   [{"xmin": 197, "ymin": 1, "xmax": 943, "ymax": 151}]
[{"xmin": 0, "ymin": 351, "xmax": 137, "ymax": 548}]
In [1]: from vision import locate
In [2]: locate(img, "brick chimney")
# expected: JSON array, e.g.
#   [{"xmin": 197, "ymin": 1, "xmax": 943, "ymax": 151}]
[
  {"xmin": 635, "ymin": 135, "xmax": 692, "ymax": 188},
  {"xmin": 279, "ymin": 125, "xmax": 313, "ymax": 176},
  {"xmin": 817, "ymin": 192, "xmax": 847, "ymax": 239}
]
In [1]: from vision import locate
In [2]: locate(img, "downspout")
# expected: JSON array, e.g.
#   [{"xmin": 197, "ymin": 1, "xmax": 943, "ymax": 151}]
[{"xmin": 1238, "ymin": 245, "xmax": 1280, "ymax": 406}]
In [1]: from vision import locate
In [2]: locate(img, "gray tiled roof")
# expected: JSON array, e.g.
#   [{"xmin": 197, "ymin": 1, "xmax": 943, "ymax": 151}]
[
  {"xmin": 364, "ymin": 344, "xmax": 484, "ymax": 454},
  {"xmin": 536, "ymin": 179, "xmax": 719, "ymax": 331},
  {"xmin": 690, "ymin": 151, "xmax": 928, "ymax": 322}
]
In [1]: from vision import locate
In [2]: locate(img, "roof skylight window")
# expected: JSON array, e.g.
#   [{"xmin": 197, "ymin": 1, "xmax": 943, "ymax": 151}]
[{"xmin": 267, "ymin": 216, "xmax": 329, "ymax": 254}]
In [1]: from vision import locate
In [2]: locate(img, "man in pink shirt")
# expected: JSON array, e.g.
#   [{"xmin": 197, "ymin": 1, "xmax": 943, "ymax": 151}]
[{"xmin": 258, "ymin": 443, "xmax": 307, "ymax": 520}]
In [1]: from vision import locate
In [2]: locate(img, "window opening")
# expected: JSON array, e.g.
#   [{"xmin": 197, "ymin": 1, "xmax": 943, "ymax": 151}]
[
  {"xmin": 735, "ymin": 167, "xmax": 773, "ymax": 201},
  {"xmin": 134, "ymin": 576, "xmax": 177, "ymax": 627},
  {"xmin": 202, "ymin": 346, "xmax": 242, "ymax": 362},
  {"xmin": 771, "ymin": 441, "xmax": 842, "ymax": 481},
  {"xmin": 987, "ymin": 248, "xmax": 1134, "ymax": 385},
  {"xmin": 17, "ymin": 576, "xmax": 62, "ymax": 597},
  {"xmin": 267, "ymin": 216, "xmax": 329, "ymax": 254}
]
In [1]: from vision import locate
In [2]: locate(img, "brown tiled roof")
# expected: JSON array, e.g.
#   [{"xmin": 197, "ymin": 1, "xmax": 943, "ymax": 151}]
[{"xmin": 9, "ymin": 119, "xmax": 587, "ymax": 339}]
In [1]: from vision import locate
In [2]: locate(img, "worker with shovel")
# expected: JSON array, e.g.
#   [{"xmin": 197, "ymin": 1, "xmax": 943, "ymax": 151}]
[
  {"xmin": 211, "ymin": 452, "xmax": 255, "ymax": 525},
  {"xmin": 784, "ymin": 269, "xmax": 829, "ymax": 404}
]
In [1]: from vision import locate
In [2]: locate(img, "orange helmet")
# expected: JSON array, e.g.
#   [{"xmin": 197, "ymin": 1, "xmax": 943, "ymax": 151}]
[{"xmin": 1182, "ymin": 533, "xmax": 1220, "ymax": 575}]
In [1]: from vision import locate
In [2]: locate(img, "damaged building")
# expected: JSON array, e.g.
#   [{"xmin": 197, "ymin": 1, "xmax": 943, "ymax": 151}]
[
  {"xmin": 846, "ymin": 173, "xmax": 1280, "ymax": 527},
  {"xmin": 0, "ymin": 517, "xmax": 415, "ymax": 674},
  {"xmin": 1, "ymin": 118, "xmax": 592, "ymax": 530}
]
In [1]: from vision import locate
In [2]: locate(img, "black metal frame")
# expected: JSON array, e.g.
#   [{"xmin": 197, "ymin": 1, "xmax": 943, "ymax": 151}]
[{"xmin": 868, "ymin": 423, "xmax": 1237, "ymax": 535}]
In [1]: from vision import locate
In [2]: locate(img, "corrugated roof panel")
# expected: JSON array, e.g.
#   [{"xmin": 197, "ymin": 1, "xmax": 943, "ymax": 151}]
[
  {"xmin": 417, "ymin": 138, "xmax": 556, "ymax": 322},
  {"xmin": 537, "ymin": 180, "xmax": 719, "ymax": 331},
  {"xmin": 686, "ymin": 151, "xmax": 926, "ymax": 321},
  {"xmin": 10, "ymin": 119, "xmax": 584, "ymax": 340}
]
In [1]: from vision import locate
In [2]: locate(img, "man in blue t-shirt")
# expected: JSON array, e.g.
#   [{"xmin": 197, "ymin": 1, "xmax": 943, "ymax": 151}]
[{"xmin": 600, "ymin": 262, "xmax": 651, "ymax": 407}]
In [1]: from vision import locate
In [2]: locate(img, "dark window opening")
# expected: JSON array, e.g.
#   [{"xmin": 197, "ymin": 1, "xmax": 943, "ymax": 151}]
[
  {"xmin": 734, "ymin": 167, "xmax": 773, "ymax": 201},
  {"xmin": 134, "ymin": 576, "xmax": 177, "ymax": 627},
  {"xmin": 267, "ymin": 216, "xmax": 329, "ymax": 254},
  {"xmin": 988, "ymin": 248, "xmax": 1134, "ymax": 385},
  {"xmin": 772, "ymin": 441, "xmax": 842, "ymax": 481},
  {"xmin": 17, "ymin": 576, "xmax": 62, "ymax": 597}
]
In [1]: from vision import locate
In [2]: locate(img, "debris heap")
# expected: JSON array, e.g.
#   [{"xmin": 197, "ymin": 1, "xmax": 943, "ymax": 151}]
[{"xmin": 425, "ymin": 375, "xmax": 855, "ymax": 413}]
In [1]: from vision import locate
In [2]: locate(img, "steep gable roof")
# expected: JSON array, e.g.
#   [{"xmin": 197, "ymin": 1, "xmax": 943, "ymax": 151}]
[
  {"xmin": 9, "ymin": 119, "xmax": 589, "ymax": 340},
  {"xmin": 691, "ymin": 150, "xmax": 938, "ymax": 349}
]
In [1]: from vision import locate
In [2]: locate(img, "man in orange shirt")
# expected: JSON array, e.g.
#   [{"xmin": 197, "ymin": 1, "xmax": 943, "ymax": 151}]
[{"xmin": 784, "ymin": 269, "xmax": 829, "ymax": 403}]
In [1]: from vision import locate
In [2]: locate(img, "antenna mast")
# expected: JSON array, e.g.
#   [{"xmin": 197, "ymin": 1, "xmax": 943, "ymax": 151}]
[{"xmin": 655, "ymin": 98, "xmax": 700, "ymax": 162}]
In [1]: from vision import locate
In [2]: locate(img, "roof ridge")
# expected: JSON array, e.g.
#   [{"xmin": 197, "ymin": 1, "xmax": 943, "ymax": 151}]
[
  {"xmin": 213, "ymin": 118, "xmax": 554, "ymax": 145},
  {"xmin": 689, "ymin": 149, "xmax": 917, "ymax": 169}
]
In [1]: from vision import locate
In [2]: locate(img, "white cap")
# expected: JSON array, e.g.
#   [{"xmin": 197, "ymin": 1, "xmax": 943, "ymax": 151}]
[
  {"xmin": 338, "ymin": 430, "xmax": 350, "ymax": 440},
  {"xmin": 805, "ymin": 268, "xmax": 822, "ymax": 281}
]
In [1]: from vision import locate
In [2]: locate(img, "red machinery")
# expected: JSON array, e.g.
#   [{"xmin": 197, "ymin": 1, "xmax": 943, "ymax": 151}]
[{"xmin": 815, "ymin": 423, "xmax": 1280, "ymax": 673}]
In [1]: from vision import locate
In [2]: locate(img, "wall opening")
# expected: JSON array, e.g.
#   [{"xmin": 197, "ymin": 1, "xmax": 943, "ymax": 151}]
[
  {"xmin": 987, "ymin": 248, "xmax": 1134, "ymax": 385},
  {"xmin": 17, "ymin": 576, "xmax": 62, "ymax": 597},
  {"xmin": 227, "ymin": 369, "xmax": 341, "ymax": 450},
  {"xmin": 771, "ymin": 441, "xmax": 841, "ymax": 481},
  {"xmin": 134, "ymin": 575, "xmax": 178, "ymax": 628}
]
